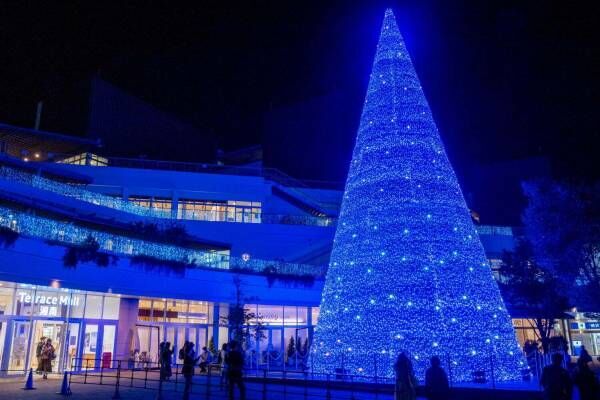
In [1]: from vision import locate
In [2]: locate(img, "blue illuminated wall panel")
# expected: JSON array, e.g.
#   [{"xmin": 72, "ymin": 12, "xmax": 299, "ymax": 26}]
[{"xmin": 312, "ymin": 9, "xmax": 524, "ymax": 381}]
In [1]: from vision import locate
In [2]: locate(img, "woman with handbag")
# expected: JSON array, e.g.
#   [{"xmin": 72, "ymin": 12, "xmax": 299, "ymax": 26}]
[{"xmin": 41, "ymin": 338, "xmax": 56, "ymax": 379}]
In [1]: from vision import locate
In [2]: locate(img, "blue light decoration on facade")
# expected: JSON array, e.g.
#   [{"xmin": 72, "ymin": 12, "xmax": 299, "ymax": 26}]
[{"xmin": 312, "ymin": 9, "xmax": 524, "ymax": 381}]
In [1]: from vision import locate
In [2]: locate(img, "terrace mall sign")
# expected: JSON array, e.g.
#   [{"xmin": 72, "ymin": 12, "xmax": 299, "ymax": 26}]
[{"xmin": 17, "ymin": 291, "xmax": 81, "ymax": 307}]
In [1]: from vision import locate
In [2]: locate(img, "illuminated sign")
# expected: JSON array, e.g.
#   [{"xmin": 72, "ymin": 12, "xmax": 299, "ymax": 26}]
[{"xmin": 17, "ymin": 291, "xmax": 81, "ymax": 307}]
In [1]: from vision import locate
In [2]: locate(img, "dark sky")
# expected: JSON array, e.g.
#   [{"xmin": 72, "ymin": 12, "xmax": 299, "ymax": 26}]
[{"xmin": 1, "ymin": 1, "xmax": 599, "ymax": 188}]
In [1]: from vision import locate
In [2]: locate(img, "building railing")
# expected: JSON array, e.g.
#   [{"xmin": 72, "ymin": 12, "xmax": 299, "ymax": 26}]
[
  {"xmin": 0, "ymin": 204, "xmax": 227, "ymax": 268},
  {"xmin": 0, "ymin": 165, "xmax": 171, "ymax": 219},
  {"xmin": 0, "ymin": 204, "xmax": 326, "ymax": 277},
  {"xmin": 0, "ymin": 165, "xmax": 336, "ymax": 227}
]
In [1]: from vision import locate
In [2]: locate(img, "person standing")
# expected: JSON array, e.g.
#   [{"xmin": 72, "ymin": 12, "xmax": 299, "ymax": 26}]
[
  {"xmin": 182, "ymin": 342, "xmax": 199, "ymax": 400},
  {"xmin": 226, "ymin": 341, "xmax": 246, "ymax": 400},
  {"xmin": 219, "ymin": 343, "xmax": 229, "ymax": 389},
  {"xmin": 425, "ymin": 356, "xmax": 449, "ymax": 400},
  {"xmin": 199, "ymin": 346, "xmax": 209, "ymax": 373},
  {"xmin": 41, "ymin": 338, "xmax": 56, "ymax": 379},
  {"xmin": 541, "ymin": 353, "xmax": 572, "ymax": 400},
  {"xmin": 394, "ymin": 352, "xmax": 418, "ymax": 400},
  {"xmin": 160, "ymin": 342, "xmax": 174, "ymax": 381},
  {"xmin": 35, "ymin": 337, "xmax": 46, "ymax": 374},
  {"xmin": 573, "ymin": 357, "xmax": 599, "ymax": 400}
]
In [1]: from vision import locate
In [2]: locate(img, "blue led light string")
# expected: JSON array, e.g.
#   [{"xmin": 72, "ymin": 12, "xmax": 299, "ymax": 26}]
[{"xmin": 312, "ymin": 9, "xmax": 524, "ymax": 381}]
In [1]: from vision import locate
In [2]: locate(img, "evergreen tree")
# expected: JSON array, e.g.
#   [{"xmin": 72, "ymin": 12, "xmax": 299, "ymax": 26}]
[{"xmin": 287, "ymin": 336, "xmax": 296, "ymax": 360}]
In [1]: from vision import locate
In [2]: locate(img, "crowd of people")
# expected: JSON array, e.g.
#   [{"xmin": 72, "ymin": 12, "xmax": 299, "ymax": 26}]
[
  {"xmin": 156, "ymin": 339, "xmax": 246, "ymax": 400},
  {"xmin": 150, "ymin": 339, "xmax": 598, "ymax": 400},
  {"xmin": 540, "ymin": 346, "xmax": 599, "ymax": 400}
]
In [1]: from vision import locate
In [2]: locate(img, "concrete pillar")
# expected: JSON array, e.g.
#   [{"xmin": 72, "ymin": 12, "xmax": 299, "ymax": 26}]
[{"xmin": 115, "ymin": 297, "xmax": 139, "ymax": 360}]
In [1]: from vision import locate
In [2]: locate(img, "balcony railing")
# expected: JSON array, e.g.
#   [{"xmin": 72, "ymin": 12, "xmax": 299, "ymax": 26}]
[
  {"xmin": 0, "ymin": 166, "xmax": 336, "ymax": 227},
  {"xmin": 0, "ymin": 205, "xmax": 326, "ymax": 278},
  {"xmin": 0, "ymin": 166, "xmax": 170, "ymax": 219},
  {"xmin": 0, "ymin": 204, "xmax": 226, "ymax": 268}
]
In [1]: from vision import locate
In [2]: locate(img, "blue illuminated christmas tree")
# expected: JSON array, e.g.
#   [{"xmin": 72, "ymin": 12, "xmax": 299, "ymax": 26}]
[{"xmin": 312, "ymin": 9, "xmax": 524, "ymax": 381}]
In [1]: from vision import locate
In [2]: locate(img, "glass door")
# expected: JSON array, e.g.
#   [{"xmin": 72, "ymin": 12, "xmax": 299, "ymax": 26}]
[
  {"xmin": 29, "ymin": 320, "xmax": 64, "ymax": 374},
  {"xmin": 8, "ymin": 321, "xmax": 30, "ymax": 374},
  {"xmin": 82, "ymin": 324, "xmax": 98, "ymax": 370},
  {"xmin": 136, "ymin": 325, "xmax": 160, "ymax": 365}
]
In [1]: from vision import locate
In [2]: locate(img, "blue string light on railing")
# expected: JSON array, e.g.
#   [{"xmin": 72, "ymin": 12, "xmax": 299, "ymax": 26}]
[{"xmin": 311, "ymin": 9, "xmax": 524, "ymax": 382}]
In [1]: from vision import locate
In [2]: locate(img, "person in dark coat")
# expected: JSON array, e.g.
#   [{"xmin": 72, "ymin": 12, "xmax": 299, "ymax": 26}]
[
  {"xmin": 540, "ymin": 353, "xmax": 572, "ymax": 400},
  {"xmin": 573, "ymin": 357, "xmax": 599, "ymax": 400},
  {"xmin": 160, "ymin": 342, "xmax": 174, "ymax": 381},
  {"xmin": 226, "ymin": 340, "xmax": 246, "ymax": 400},
  {"xmin": 579, "ymin": 345, "xmax": 593, "ymax": 365},
  {"xmin": 182, "ymin": 342, "xmax": 200, "ymax": 400},
  {"xmin": 425, "ymin": 356, "xmax": 450, "ymax": 400},
  {"xmin": 394, "ymin": 352, "xmax": 418, "ymax": 400}
]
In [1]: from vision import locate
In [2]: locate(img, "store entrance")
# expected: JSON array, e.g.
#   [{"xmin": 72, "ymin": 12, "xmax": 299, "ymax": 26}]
[{"xmin": 29, "ymin": 320, "xmax": 64, "ymax": 374}]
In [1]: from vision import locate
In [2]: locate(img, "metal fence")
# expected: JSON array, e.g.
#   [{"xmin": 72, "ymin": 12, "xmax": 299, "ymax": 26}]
[{"xmin": 63, "ymin": 357, "xmax": 394, "ymax": 400}]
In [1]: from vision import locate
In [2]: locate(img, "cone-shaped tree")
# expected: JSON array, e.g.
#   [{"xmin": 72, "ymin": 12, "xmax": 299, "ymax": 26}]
[{"xmin": 312, "ymin": 9, "xmax": 524, "ymax": 381}]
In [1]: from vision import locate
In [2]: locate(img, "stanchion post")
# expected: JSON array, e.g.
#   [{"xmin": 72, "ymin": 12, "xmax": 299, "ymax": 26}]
[
  {"xmin": 303, "ymin": 371, "xmax": 308, "ymax": 400},
  {"xmin": 84, "ymin": 360, "xmax": 89, "ymax": 384},
  {"xmin": 262, "ymin": 369, "xmax": 267, "ymax": 400},
  {"xmin": 100, "ymin": 361, "xmax": 104, "ymax": 385},
  {"xmin": 112, "ymin": 360, "xmax": 121, "ymax": 399},
  {"xmin": 326, "ymin": 373, "xmax": 331, "ymax": 400},
  {"xmin": 206, "ymin": 365, "xmax": 211, "ymax": 400},
  {"xmin": 144, "ymin": 366, "xmax": 149, "ymax": 388},
  {"xmin": 130, "ymin": 361, "xmax": 135, "ymax": 387}
]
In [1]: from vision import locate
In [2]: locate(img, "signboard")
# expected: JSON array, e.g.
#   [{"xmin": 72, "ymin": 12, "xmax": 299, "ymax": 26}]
[
  {"xmin": 17, "ymin": 291, "xmax": 81, "ymax": 307},
  {"xmin": 585, "ymin": 321, "xmax": 600, "ymax": 330}
]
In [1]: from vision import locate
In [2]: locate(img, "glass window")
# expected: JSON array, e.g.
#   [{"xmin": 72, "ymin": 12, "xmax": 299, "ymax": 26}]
[
  {"xmin": 188, "ymin": 301, "xmax": 208, "ymax": 324},
  {"xmin": 138, "ymin": 299, "xmax": 152, "ymax": 322},
  {"xmin": 0, "ymin": 287, "xmax": 14, "ymax": 315},
  {"xmin": 15, "ymin": 287, "xmax": 34, "ymax": 316},
  {"xmin": 69, "ymin": 292, "xmax": 86, "ymax": 318},
  {"xmin": 84, "ymin": 295, "xmax": 103, "ymax": 319},
  {"xmin": 166, "ymin": 300, "xmax": 188, "ymax": 323},
  {"xmin": 103, "ymin": 296, "xmax": 120, "ymax": 320},
  {"xmin": 297, "ymin": 307, "xmax": 308, "ymax": 326},
  {"xmin": 82, "ymin": 324, "xmax": 98, "ymax": 369},
  {"xmin": 152, "ymin": 300, "xmax": 166, "ymax": 322},
  {"xmin": 283, "ymin": 306, "xmax": 298, "ymax": 326},
  {"xmin": 311, "ymin": 307, "xmax": 320, "ymax": 325},
  {"xmin": 176, "ymin": 199, "xmax": 262, "ymax": 223},
  {"xmin": 258, "ymin": 305, "xmax": 284, "ymax": 326},
  {"xmin": 102, "ymin": 325, "xmax": 116, "ymax": 361}
]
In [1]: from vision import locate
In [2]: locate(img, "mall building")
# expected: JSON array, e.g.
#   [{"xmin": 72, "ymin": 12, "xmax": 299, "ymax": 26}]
[{"xmin": 0, "ymin": 124, "xmax": 596, "ymax": 375}]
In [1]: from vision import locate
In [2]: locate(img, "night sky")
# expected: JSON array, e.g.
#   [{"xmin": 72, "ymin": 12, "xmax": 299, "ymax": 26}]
[{"xmin": 1, "ymin": 1, "xmax": 599, "ymax": 197}]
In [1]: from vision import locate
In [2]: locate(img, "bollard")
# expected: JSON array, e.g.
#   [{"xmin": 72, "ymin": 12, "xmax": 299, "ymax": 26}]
[
  {"xmin": 283, "ymin": 369, "xmax": 287, "ymax": 398},
  {"xmin": 57, "ymin": 371, "xmax": 72, "ymax": 396},
  {"xmin": 303, "ymin": 372, "xmax": 308, "ymax": 400},
  {"xmin": 112, "ymin": 361, "xmax": 121, "ymax": 399},
  {"xmin": 23, "ymin": 368, "xmax": 36, "ymax": 390},
  {"xmin": 326, "ymin": 373, "xmax": 331, "ymax": 400}
]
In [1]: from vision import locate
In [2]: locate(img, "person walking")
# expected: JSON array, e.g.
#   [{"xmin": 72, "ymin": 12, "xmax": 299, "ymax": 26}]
[
  {"xmin": 394, "ymin": 352, "xmax": 418, "ymax": 400},
  {"xmin": 40, "ymin": 338, "xmax": 56, "ymax": 379},
  {"xmin": 425, "ymin": 356, "xmax": 449, "ymax": 400},
  {"xmin": 219, "ymin": 343, "xmax": 229, "ymax": 389},
  {"xmin": 573, "ymin": 357, "xmax": 599, "ymax": 400},
  {"xmin": 160, "ymin": 342, "xmax": 174, "ymax": 381},
  {"xmin": 182, "ymin": 342, "xmax": 200, "ymax": 400},
  {"xmin": 226, "ymin": 340, "xmax": 246, "ymax": 400},
  {"xmin": 35, "ymin": 337, "xmax": 46, "ymax": 374},
  {"xmin": 541, "ymin": 353, "xmax": 572, "ymax": 400}
]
